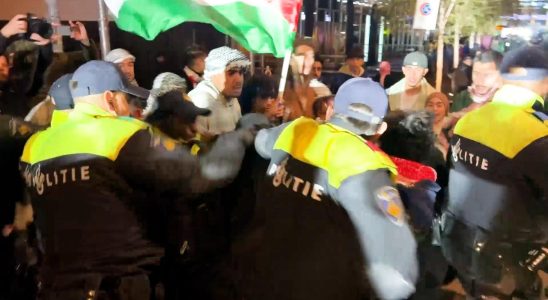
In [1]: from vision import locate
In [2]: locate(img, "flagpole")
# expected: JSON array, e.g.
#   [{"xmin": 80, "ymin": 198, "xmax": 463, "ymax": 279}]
[
  {"xmin": 98, "ymin": 0, "xmax": 111, "ymax": 58},
  {"xmin": 249, "ymin": 52, "xmax": 255, "ymax": 75},
  {"xmin": 278, "ymin": 49, "xmax": 292, "ymax": 95}
]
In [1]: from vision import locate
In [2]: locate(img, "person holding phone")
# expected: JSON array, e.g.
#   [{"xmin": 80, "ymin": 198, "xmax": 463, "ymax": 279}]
[
  {"xmin": 24, "ymin": 19, "xmax": 99, "ymax": 125},
  {"xmin": 281, "ymin": 39, "xmax": 323, "ymax": 121}
]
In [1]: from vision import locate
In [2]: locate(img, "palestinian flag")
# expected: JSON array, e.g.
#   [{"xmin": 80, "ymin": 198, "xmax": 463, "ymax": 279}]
[{"xmin": 104, "ymin": 0, "xmax": 302, "ymax": 57}]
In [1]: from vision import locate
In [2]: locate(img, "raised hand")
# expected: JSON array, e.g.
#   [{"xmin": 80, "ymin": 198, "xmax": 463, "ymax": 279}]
[
  {"xmin": 1, "ymin": 14, "xmax": 27, "ymax": 38},
  {"xmin": 69, "ymin": 20, "xmax": 89, "ymax": 44}
]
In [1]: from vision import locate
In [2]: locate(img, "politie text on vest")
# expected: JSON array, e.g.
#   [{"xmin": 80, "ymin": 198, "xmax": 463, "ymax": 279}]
[
  {"xmin": 22, "ymin": 164, "xmax": 91, "ymax": 195},
  {"xmin": 451, "ymin": 139, "xmax": 489, "ymax": 170},
  {"xmin": 267, "ymin": 161, "xmax": 325, "ymax": 201}
]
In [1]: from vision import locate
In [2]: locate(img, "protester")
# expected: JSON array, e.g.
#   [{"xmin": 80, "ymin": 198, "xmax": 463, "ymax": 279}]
[
  {"xmin": 312, "ymin": 57, "xmax": 324, "ymax": 81},
  {"xmin": 378, "ymin": 110, "xmax": 447, "ymax": 299},
  {"xmin": 425, "ymin": 92, "xmax": 451, "ymax": 159},
  {"xmin": 104, "ymin": 48, "xmax": 138, "ymax": 86},
  {"xmin": 451, "ymin": 55, "xmax": 473, "ymax": 94},
  {"xmin": 240, "ymin": 74, "xmax": 284, "ymax": 123},
  {"xmin": 282, "ymin": 39, "xmax": 318, "ymax": 120},
  {"xmin": 450, "ymin": 50, "xmax": 503, "ymax": 114},
  {"xmin": 180, "ymin": 45, "xmax": 206, "ymax": 91},
  {"xmin": 188, "ymin": 46, "xmax": 250, "ymax": 137},
  {"xmin": 377, "ymin": 60, "xmax": 393, "ymax": 87},
  {"xmin": 387, "ymin": 51, "xmax": 435, "ymax": 111},
  {"xmin": 338, "ymin": 46, "xmax": 366, "ymax": 78}
]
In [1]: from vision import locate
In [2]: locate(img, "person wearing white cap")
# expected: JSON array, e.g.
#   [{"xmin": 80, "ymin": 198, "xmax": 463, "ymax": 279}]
[
  {"xmin": 104, "ymin": 48, "xmax": 138, "ymax": 86},
  {"xmin": 188, "ymin": 46, "xmax": 250, "ymax": 138}
]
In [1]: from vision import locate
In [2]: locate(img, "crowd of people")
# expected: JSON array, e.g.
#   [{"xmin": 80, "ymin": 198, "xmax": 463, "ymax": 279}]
[{"xmin": 0, "ymin": 12, "xmax": 546, "ymax": 300}]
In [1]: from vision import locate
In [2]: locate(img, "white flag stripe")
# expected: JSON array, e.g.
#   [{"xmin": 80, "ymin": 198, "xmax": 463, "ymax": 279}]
[
  {"xmin": 194, "ymin": 0, "xmax": 276, "ymax": 8},
  {"xmin": 103, "ymin": 0, "xmax": 125, "ymax": 18}
]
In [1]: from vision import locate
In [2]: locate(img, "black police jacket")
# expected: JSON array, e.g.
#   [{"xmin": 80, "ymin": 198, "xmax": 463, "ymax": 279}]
[
  {"xmin": 19, "ymin": 103, "xmax": 250, "ymax": 281},
  {"xmin": 441, "ymin": 85, "xmax": 548, "ymax": 283}
]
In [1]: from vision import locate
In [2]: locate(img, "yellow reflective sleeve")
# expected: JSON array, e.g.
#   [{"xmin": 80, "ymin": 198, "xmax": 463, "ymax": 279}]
[
  {"xmin": 455, "ymin": 103, "xmax": 548, "ymax": 158},
  {"xmin": 274, "ymin": 118, "xmax": 397, "ymax": 189},
  {"xmin": 23, "ymin": 116, "xmax": 148, "ymax": 164}
]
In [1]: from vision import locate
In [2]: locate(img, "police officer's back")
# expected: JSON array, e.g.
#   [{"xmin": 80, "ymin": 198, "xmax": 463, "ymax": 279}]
[
  {"xmin": 235, "ymin": 78, "xmax": 418, "ymax": 300},
  {"xmin": 440, "ymin": 46, "xmax": 548, "ymax": 299},
  {"xmin": 20, "ymin": 61, "xmax": 253, "ymax": 299}
]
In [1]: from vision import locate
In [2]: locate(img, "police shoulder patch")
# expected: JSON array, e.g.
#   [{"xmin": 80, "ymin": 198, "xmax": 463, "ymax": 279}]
[
  {"xmin": 163, "ymin": 139, "xmax": 177, "ymax": 152},
  {"xmin": 375, "ymin": 186, "xmax": 405, "ymax": 226}
]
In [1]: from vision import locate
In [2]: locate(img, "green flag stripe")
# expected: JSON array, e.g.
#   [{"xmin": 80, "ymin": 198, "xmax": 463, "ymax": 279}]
[{"xmin": 116, "ymin": 0, "xmax": 295, "ymax": 57}]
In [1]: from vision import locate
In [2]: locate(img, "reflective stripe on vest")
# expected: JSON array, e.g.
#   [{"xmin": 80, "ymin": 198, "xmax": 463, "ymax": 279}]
[
  {"xmin": 21, "ymin": 104, "xmax": 148, "ymax": 164},
  {"xmin": 273, "ymin": 117, "xmax": 397, "ymax": 189}
]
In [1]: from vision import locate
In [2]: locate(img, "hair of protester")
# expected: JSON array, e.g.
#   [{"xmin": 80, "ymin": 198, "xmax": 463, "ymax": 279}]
[
  {"xmin": 240, "ymin": 75, "xmax": 278, "ymax": 114},
  {"xmin": 312, "ymin": 96, "xmax": 333, "ymax": 118},
  {"xmin": 314, "ymin": 55, "xmax": 324, "ymax": 64},
  {"xmin": 425, "ymin": 92, "xmax": 450, "ymax": 115},
  {"xmin": 184, "ymin": 45, "xmax": 207, "ymax": 67},
  {"xmin": 379, "ymin": 110, "xmax": 436, "ymax": 162},
  {"xmin": 346, "ymin": 46, "xmax": 365, "ymax": 60},
  {"xmin": 473, "ymin": 50, "xmax": 503, "ymax": 69},
  {"xmin": 294, "ymin": 38, "xmax": 315, "ymax": 51}
]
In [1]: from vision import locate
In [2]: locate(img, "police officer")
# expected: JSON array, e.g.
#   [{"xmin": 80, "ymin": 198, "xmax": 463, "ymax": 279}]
[
  {"xmin": 20, "ymin": 60, "xmax": 254, "ymax": 300},
  {"xmin": 440, "ymin": 46, "xmax": 548, "ymax": 299},
  {"xmin": 234, "ymin": 78, "xmax": 418, "ymax": 300}
]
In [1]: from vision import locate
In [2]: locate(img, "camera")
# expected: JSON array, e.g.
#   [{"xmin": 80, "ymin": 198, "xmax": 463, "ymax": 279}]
[{"xmin": 19, "ymin": 13, "xmax": 53, "ymax": 40}]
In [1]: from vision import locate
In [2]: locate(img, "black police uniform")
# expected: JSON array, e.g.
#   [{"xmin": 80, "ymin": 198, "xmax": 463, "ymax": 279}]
[
  {"xmin": 20, "ymin": 103, "xmax": 250, "ymax": 300},
  {"xmin": 233, "ymin": 117, "xmax": 418, "ymax": 300},
  {"xmin": 440, "ymin": 84, "xmax": 548, "ymax": 298}
]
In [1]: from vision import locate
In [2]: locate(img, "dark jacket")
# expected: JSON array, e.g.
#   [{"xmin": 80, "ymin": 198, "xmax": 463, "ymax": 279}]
[
  {"xmin": 20, "ymin": 103, "xmax": 250, "ymax": 289},
  {"xmin": 0, "ymin": 115, "xmax": 43, "ymax": 226},
  {"xmin": 440, "ymin": 85, "xmax": 548, "ymax": 296},
  {"xmin": 234, "ymin": 117, "xmax": 418, "ymax": 300}
]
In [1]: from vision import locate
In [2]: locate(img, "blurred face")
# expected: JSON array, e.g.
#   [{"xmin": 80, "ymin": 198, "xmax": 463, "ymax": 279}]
[
  {"xmin": 173, "ymin": 119, "xmax": 198, "ymax": 141},
  {"xmin": 128, "ymin": 97, "xmax": 144, "ymax": 119},
  {"xmin": 312, "ymin": 61, "xmax": 323, "ymax": 79},
  {"xmin": 402, "ymin": 66, "xmax": 428, "ymax": 88},
  {"xmin": 117, "ymin": 58, "xmax": 136, "ymax": 82},
  {"xmin": 316, "ymin": 97, "xmax": 334, "ymax": 121},
  {"xmin": 379, "ymin": 61, "xmax": 391, "ymax": 75},
  {"xmin": 0, "ymin": 55, "xmax": 9, "ymax": 83},
  {"xmin": 347, "ymin": 57, "xmax": 364, "ymax": 70},
  {"xmin": 295, "ymin": 45, "xmax": 315, "ymax": 75},
  {"xmin": 255, "ymin": 96, "xmax": 284, "ymax": 121},
  {"xmin": 463, "ymin": 57, "xmax": 473, "ymax": 66},
  {"xmin": 216, "ymin": 67, "xmax": 246, "ymax": 98},
  {"xmin": 472, "ymin": 61, "xmax": 500, "ymax": 95},
  {"xmin": 425, "ymin": 97, "xmax": 447, "ymax": 123},
  {"xmin": 106, "ymin": 91, "xmax": 130, "ymax": 116},
  {"xmin": 191, "ymin": 55, "xmax": 206, "ymax": 74}
]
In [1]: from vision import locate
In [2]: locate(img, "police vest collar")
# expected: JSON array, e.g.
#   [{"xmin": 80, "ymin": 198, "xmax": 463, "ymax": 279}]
[
  {"xmin": 73, "ymin": 102, "xmax": 116, "ymax": 118},
  {"xmin": 50, "ymin": 110, "xmax": 69, "ymax": 126},
  {"xmin": 492, "ymin": 84, "xmax": 544, "ymax": 109}
]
